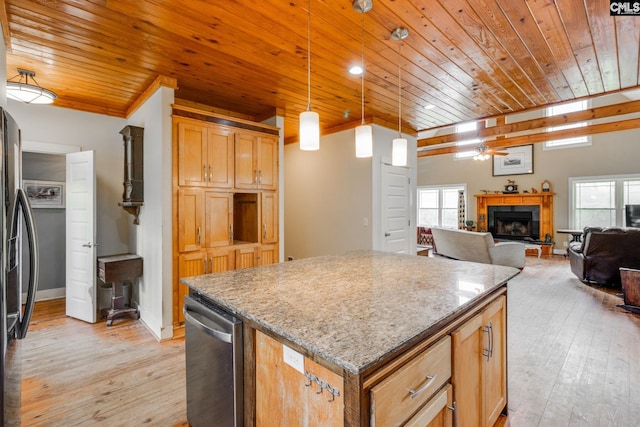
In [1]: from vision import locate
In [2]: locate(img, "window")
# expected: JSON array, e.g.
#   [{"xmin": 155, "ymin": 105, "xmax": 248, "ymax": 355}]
[
  {"xmin": 544, "ymin": 100, "xmax": 591, "ymax": 150},
  {"xmin": 569, "ymin": 175, "xmax": 640, "ymax": 229},
  {"xmin": 417, "ymin": 185, "xmax": 466, "ymax": 228}
]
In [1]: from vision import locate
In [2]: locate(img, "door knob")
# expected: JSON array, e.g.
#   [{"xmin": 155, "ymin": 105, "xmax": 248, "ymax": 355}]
[
  {"xmin": 384, "ymin": 232, "xmax": 391, "ymax": 237},
  {"xmin": 82, "ymin": 242, "xmax": 92, "ymax": 248}
]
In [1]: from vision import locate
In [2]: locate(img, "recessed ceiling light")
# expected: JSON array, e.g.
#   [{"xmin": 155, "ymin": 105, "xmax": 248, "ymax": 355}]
[
  {"xmin": 349, "ymin": 65, "xmax": 363, "ymax": 75},
  {"xmin": 424, "ymin": 104, "xmax": 436, "ymax": 109}
]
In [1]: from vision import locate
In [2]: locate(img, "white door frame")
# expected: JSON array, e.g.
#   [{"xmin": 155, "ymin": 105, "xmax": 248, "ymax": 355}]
[{"xmin": 22, "ymin": 141, "xmax": 81, "ymax": 301}]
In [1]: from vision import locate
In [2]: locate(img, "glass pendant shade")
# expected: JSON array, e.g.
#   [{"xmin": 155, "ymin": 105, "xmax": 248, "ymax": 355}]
[
  {"xmin": 355, "ymin": 124, "xmax": 373, "ymax": 158},
  {"xmin": 6, "ymin": 82, "xmax": 57, "ymax": 104},
  {"xmin": 299, "ymin": 110, "xmax": 320, "ymax": 150},
  {"xmin": 392, "ymin": 137, "xmax": 407, "ymax": 166}
]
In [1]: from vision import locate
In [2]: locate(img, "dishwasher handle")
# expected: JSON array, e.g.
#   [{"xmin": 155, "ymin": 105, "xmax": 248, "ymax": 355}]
[{"xmin": 183, "ymin": 306, "xmax": 234, "ymax": 343}]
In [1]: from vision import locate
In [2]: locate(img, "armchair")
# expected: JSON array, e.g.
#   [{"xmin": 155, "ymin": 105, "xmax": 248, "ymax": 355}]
[{"xmin": 430, "ymin": 227, "xmax": 526, "ymax": 269}]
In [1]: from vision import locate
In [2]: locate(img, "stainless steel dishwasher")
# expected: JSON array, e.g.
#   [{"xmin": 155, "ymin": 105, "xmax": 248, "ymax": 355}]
[{"xmin": 184, "ymin": 293, "xmax": 243, "ymax": 427}]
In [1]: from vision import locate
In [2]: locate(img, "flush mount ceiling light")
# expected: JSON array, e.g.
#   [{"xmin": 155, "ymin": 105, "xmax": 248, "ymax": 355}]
[
  {"xmin": 6, "ymin": 68, "xmax": 57, "ymax": 104},
  {"xmin": 299, "ymin": 0, "xmax": 320, "ymax": 151},
  {"xmin": 354, "ymin": 0, "xmax": 372, "ymax": 158},
  {"xmin": 391, "ymin": 27, "xmax": 409, "ymax": 167}
]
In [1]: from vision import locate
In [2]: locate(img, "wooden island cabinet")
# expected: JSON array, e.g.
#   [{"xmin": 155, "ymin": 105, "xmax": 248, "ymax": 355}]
[
  {"xmin": 172, "ymin": 105, "xmax": 279, "ymax": 326},
  {"xmin": 181, "ymin": 251, "xmax": 519, "ymax": 426}
]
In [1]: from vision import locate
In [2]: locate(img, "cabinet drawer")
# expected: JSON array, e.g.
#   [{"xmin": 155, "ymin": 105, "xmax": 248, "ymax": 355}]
[
  {"xmin": 405, "ymin": 384, "xmax": 452, "ymax": 427},
  {"xmin": 371, "ymin": 336, "xmax": 451, "ymax": 426}
]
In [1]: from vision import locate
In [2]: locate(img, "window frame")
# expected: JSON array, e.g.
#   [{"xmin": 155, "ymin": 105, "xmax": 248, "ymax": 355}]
[
  {"xmin": 417, "ymin": 184, "xmax": 467, "ymax": 229},
  {"xmin": 568, "ymin": 173, "xmax": 640, "ymax": 229},
  {"xmin": 544, "ymin": 100, "xmax": 591, "ymax": 150}
]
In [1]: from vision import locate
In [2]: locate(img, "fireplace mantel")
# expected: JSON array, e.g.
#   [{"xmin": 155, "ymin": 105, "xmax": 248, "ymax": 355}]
[{"xmin": 475, "ymin": 192, "xmax": 555, "ymax": 254}]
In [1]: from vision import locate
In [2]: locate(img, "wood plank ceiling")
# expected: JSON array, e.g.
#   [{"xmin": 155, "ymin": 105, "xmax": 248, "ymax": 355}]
[{"xmin": 4, "ymin": 0, "xmax": 640, "ymax": 154}]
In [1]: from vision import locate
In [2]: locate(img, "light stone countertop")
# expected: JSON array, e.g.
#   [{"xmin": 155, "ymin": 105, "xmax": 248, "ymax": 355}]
[{"xmin": 180, "ymin": 250, "xmax": 520, "ymax": 374}]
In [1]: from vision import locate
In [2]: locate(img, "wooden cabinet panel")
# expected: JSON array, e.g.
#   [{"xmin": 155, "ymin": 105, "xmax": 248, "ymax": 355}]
[
  {"xmin": 177, "ymin": 251, "xmax": 207, "ymax": 323},
  {"xmin": 483, "ymin": 297, "xmax": 507, "ymax": 427},
  {"xmin": 176, "ymin": 119, "xmax": 234, "ymax": 188},
  {"xmin": 261, "ymin": 192, "xmax": 278, "ymax": 244},
  {"xmin": 452, "ymin": 295, "xmax": 507, "ymax": 427},
  {"xmin": 234, "ymin": 132, "xmax": 256, "ymax": 189},
  {"xmin": 452, "ymin": 313, "xmax": 483, "ymax": 427},
  {"xmin": 371, "ymin": 336, "xmax": 451, "ymax": 426},
  {"xmin": 234, "ymin": 132, "xmax": 278, "ymax": 190},
  {"xmin": 206, "ymin": 125, "xmax": 234, "ymax": 188},
  {"xmin": 177, "ymin": 120, "xmax": 207, "ymax": 187},
  {"xmin": 204, "ymin": 192, "xmax": 233, "ymax": 247},
  {"xmin": 206, "ymin": 247, "xmax": 235, "ymax": 273},
  {"xmin": 178, "ymin": 188, "xmax": 203, "ymax": 252},
  {"xmin": 236, "ymin": 246, "xmax": 258, "ymax": 269},
  {"xmin": 255, "ymin": 331, "xmax": 344, "ymax": 427},
  {"xmin": 260, "ymin": 244, "xmax": 278, "ymax": 265},
  {"xmin": 258, "ymin": 135, "xmax": 277, "ymax": 190},
  {"xmin": 405, "ymin": 384, "xmax": 453, "ymax": 427}
]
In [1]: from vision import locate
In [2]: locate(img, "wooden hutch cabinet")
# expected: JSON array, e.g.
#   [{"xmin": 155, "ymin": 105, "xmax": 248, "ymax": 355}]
[{"xmin": 172, "ymin": 105, "xmax": 280, "ymax": 326}]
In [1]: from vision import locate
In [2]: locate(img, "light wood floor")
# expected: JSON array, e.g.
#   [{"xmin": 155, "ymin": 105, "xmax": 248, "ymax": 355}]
[
  {"xmin": 17, "ymin": 254, "xmax": 640, "ymax": 426},
  {"xmin": 18, "ymin": 300, "xmax": 188, "ymax": 426}
]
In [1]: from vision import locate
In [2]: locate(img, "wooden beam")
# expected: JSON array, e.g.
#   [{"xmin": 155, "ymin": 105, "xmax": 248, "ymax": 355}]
[
  {"xmin": 126, "ymin": 75, "xmax": 178, "ymax": 118},
  {"xmin": 418, "ymin": 116, "xmax": 640, "ymax": 157},
  {"xmin": 418, "ymin": 98, "xmax": 640, "ymax": 147}
]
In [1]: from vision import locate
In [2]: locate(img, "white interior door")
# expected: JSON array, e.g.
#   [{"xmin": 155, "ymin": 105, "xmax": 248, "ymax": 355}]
[
  {"xmin": 381, "ymin": 164, "xmax": 411, "ymax": 253},
  {"xmin": 65, "ymin": 151, "xmax": 97, "ymax": 323}
]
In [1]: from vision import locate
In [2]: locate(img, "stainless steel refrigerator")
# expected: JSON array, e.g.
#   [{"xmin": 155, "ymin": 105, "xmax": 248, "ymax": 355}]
[{"xmin": 0, "ymin": 107, "xmax": 39, "ymax": 425}]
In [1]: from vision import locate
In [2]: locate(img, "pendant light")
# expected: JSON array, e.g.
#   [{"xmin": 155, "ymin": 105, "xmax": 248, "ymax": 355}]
[
  {"xmin": 299, "ymin": 0, "xmax": 320, "ymax": 151},
  {"xmin": 391, "ymin": 27, "xmax": 409, "ymax": 166},
  {"xmin": 354, "ymin": 0, "xmax": 372, "ymax": 158},
  {"xmin": 6, "ymin": 68, "xmax": 57, "ymax": 104}
]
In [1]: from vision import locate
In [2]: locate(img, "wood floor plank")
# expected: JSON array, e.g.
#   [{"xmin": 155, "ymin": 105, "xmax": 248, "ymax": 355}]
[{"xmin": 16, "ymin": 254, "xmax": 640, "ymax": 426}]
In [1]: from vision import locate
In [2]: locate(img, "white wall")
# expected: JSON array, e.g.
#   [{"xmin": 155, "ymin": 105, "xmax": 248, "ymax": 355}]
[
  {"xmin": 127, "ymin": 87, "xmax": 175, "ymax": 340},
  {"xmin": 284, "ymin": 124, "xmax": 417, "ymax": 259},
  {"xmin": 6, "ymin": 100, "xmax": 129, "ymax": 257}
]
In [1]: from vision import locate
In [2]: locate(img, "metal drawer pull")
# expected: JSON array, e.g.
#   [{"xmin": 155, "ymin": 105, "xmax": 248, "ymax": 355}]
[
  {"xmin": 408, "ymin": 374, "xmax": 437, "ymax": 399},
  {"xmin": 208, "ymin": 165, "xmax": 212, "ymax": 182}
]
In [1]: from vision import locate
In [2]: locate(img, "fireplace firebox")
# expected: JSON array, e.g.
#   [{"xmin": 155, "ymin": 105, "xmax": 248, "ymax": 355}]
[{"xmin": 488, "ymin": 205, "xmax": 540, "ymax": 241}]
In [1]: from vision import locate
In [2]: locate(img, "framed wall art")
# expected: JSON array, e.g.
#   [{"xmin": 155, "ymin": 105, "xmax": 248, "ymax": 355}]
[
  {"xmin": 492, "ymin": 145, "xmax": 534, "ymax": 176},
  {"xmin": 23, "ymin": 180, "xmax": 65, "ymax": 208}
]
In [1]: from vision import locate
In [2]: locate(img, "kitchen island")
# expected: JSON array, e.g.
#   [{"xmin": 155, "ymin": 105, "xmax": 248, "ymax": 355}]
[{"xmin": 181, "ymin": 250, "xmax": 520, "ymax": 426}]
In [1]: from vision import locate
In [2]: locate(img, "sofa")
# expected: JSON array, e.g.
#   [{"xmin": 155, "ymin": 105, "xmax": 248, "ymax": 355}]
[
  {"xmin": 430, "ymin": 227, "xmax": 526, "ymax": 269},
  {"xmin": 568, "ymin": 227, "xmax": 640, "ymax": 286}
]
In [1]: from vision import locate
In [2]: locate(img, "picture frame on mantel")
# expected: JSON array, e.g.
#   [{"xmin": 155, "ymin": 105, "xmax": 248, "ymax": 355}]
[{"xmin": 492, "ymin": 144, "xmax": 534, "ymax": 176}]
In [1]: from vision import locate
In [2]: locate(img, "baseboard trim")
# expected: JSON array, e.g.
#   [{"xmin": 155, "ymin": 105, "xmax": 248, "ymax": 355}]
[{"xmin": 26, "ymin": 287, "xmax": 66, "ymax": 302}]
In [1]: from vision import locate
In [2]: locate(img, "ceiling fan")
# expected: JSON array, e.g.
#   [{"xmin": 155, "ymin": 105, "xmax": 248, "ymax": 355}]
[{"xmin": 473, "ymin": 145, "xmax": 508, "ymax": 160}]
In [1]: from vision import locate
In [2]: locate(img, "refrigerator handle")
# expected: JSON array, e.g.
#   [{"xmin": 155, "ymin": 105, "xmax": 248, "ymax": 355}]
[{"xmin": 13, "ymin": 188, "xmax": 39, "ymax": 339}]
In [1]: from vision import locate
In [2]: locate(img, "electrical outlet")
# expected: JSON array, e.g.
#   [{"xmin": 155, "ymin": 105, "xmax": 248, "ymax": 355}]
[
  {"xmin": 563, "ymin": 241, "xmax": 568, "ymax": 247},
  {"xmin": 362, "ymin": 217, "xmax": 369, "ymax": 226}
]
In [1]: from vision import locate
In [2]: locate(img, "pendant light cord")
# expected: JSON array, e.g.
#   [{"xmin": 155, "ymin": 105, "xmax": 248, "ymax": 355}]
[
  {"xmin": 398, "ymin": 42, "xmax": 402, "ymax": 138},
  {"xmin": 307, "ymin": 0, "xmax": 311, "ymax": 112},
  {"xmin": 361, "ymin": 11, "xmax": 365, "ymax": 126}
]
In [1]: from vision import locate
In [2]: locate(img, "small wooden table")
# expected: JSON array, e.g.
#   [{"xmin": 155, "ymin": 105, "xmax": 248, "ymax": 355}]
[
  {"xmin": 557, "ymin": 229, "xmax": 583, "ymax": 243},
  {"xmin": 97, "ymin": 254, "xmax": 143, "ymax": 326}
]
